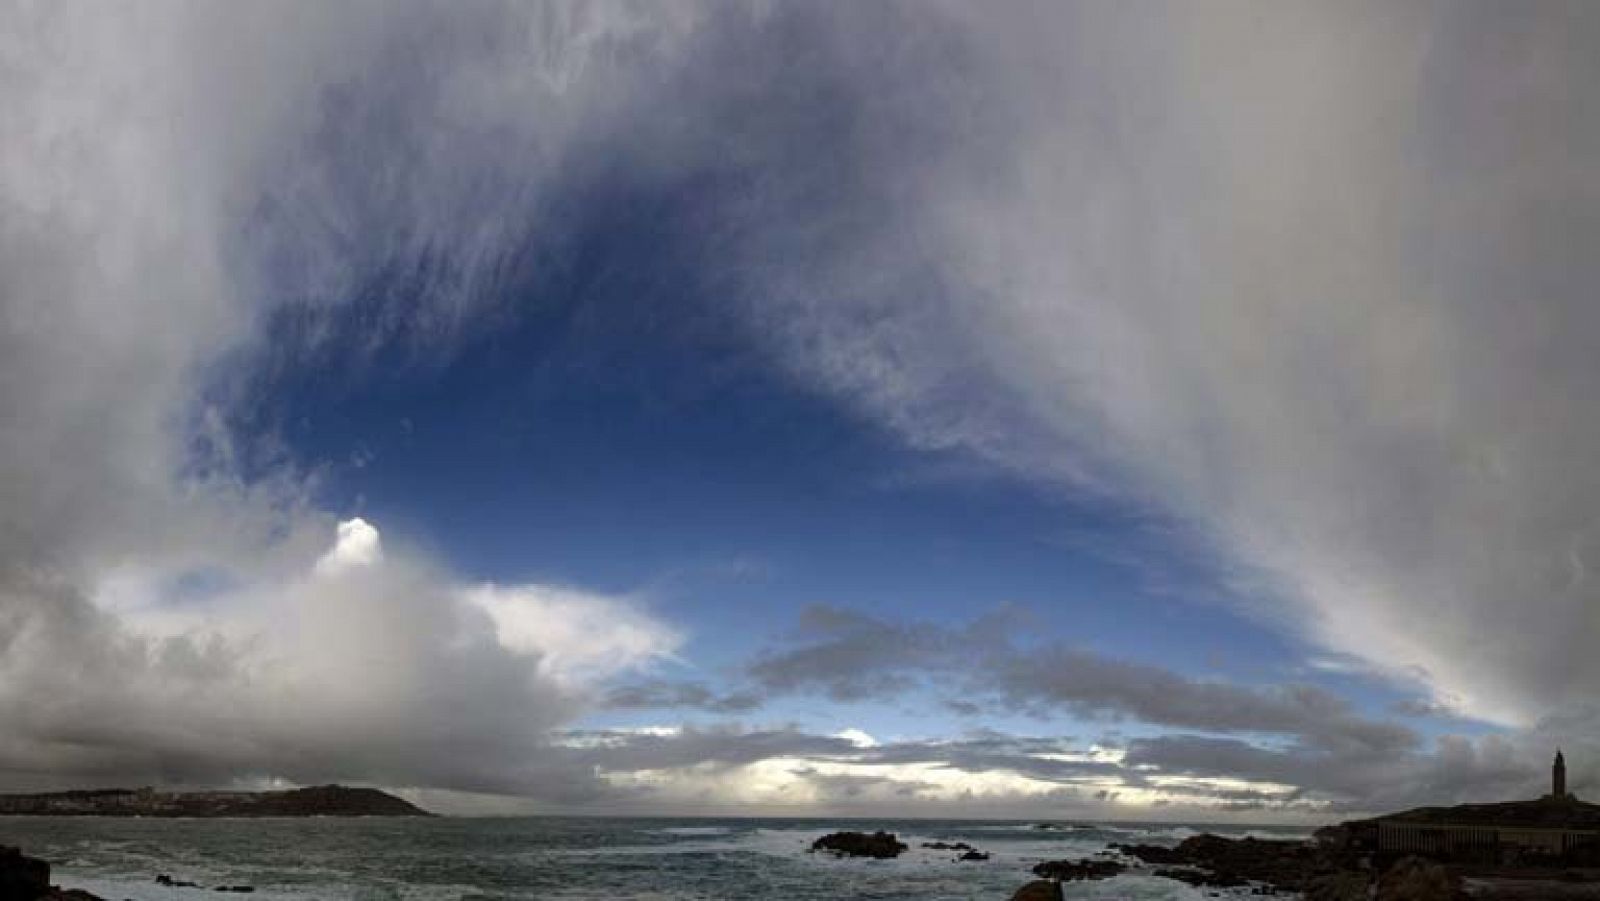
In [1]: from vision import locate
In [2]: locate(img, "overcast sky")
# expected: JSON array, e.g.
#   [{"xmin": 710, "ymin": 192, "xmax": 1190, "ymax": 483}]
[{"xmin": 5, "ymin": 1, "xmax": 1600, "ymax": 820}]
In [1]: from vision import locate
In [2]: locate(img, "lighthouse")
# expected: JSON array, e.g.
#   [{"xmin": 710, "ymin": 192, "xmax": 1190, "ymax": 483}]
[{"xmin": 1555, "ymin": 749, "xmax": 1569, "ymax": 800}]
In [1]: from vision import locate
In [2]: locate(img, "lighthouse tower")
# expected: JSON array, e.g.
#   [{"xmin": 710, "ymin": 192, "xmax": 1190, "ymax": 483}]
[{"xmin": 1554, "ymin": 749, "xmax": 1569, "ymax": 800}]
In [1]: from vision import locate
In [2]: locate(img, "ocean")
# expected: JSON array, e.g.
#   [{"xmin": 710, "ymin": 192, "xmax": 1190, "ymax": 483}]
[{"xmin": 1, "ymin": 816, "xmax": 1308, "ymax": 900}]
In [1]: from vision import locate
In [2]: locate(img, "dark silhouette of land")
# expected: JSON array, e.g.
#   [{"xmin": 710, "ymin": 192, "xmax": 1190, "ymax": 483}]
[{"xmin": 0, "ymin": 784, "xmax": 430, "ymax": 818}]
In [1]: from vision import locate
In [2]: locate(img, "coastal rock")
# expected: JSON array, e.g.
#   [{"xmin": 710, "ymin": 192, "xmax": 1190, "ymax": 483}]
[
  {"xmin": 1030, "ymin": 858, "xmax": 1124, "ymax": 881},
  {"xmin": 1303, "ymin": 870, "xmax": 1371, "ymax": 901},
  {"xmin": 958, "ymin": 850, "xmax": 990, "ymax": 861},
  {"xmin": 1008, "ymin": 880, "xmax": 1063, "ymax": 901},
  {"xmin": 0, "ymin": 847, "xmax": 50, "ymax": 901},
  {"xmin": 1154, "ymin": 866, "xmax": 1242, "ymax": 888},
  {"xmin": 0, "ymin": 847, "xmax": 104, "ymax": 901},
  {"xmin": 1120, "ymin": 834, "xmax": 1338, "ymax": 893},
  {"xmin": 1111, "ymin": 842, "xmax": 1189, "ymax": 865},
  {"xmin": 1376, "ymin": 856, "xmax": 1464, "ymax": 901},
  {"xmin": 809, "ymin": 831, "xmax": 908, "ymax": 859},
  {"xmin": 1313, "ymin": 822, "xmax": 1357, "ymax": 854},
  {"xmin": 921, "ymin": 841, "xmax": 974, "ymax": 851}
]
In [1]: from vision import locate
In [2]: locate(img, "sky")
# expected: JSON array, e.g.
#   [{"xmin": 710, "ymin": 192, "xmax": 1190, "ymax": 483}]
[{"xmin": 5, "ymin": 0, "xmax": 1600, "ymax": 821}]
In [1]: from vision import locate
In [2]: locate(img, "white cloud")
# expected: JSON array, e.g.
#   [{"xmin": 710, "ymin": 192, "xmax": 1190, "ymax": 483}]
[
  {"xmin": 835, "ymin": 728, "xmax": 878, "ymax": 749},
  {"xmin": 462, "ymin": 583, "xmax": 683, "ymax": 684},
  {"xmin": 314, "ymin": 518, "xmax": 384, "ymax": 576},
  {"xmin": 0, "ymin": 513, "xmax": 686, "ymax": 795}
]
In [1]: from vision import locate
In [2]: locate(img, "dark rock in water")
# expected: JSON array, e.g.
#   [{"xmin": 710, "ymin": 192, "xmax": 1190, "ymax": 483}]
[
  {"xmin": 1009, "ymin": 880, "xmax": 1063, "ymax": 901},
  {"xmin": 212, "ymin": 887, "xmax": 255, "ymax": 894},
  {"xmin": 155, "ymin": 876, "xmax": 200, "ymax": 889},
  {"xmin": 1031, "ymin": 858, "xmax": 1124, "ymax": 881},
  {"xmin": 1375, "ymin": 856, "xmax": 1463, "ymax": 901},
  {"xmin": 920, "ymin": 841, "xmax": 974, "ymax": 851},
  {"xmin": 0, "ymin": 846, "xmax": 51, "ymax": 901},
  {"xmin": 958, "ymin": 850, "xmax": 990, "ymax": 861},
  {"xmin": 809, "ymin": 831, "xmax": 907, "ymax": 859}
]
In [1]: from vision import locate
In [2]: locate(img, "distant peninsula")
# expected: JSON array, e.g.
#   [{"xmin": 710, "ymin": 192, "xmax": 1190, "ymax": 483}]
[{"xmin": 0, "ymin": 785, "xmax": 431, "ymax": 817}]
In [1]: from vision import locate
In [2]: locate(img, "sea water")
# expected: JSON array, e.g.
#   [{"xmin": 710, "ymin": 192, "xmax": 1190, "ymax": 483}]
[{"xmin": 0, "ymin": 816, "xmax": 1307, "ymax": 900}]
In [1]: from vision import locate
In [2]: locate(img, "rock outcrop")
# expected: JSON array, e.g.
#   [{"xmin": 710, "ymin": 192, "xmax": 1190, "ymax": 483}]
[
  {"xmin": 0, "ymin": 847, "xmax": 49, "ymax": 901},
  {"xmin": 1376, "ymin": 856, "xmax": 1464, "ymax": 901},
  {"xmin": 1118, "ymin": 833, "xmax": 1342, "ymax": 893},
  {"xmin": 0, "ymin": 846, "xmax": 103, "ymax": 901},
  {"xmin": 1302, "ymin": 869, "xmax": 1371, "ymax": 901},
  {"xmin": 1008, "ymin": 880, "xmax": 1063, "ymax": 901},
  {"xmin": 1030, "ymin": 858, "xmax": 1124, "ymax": 881},
  {"xmin": 1109, "ymin": 842, "xmax": 1188, "ymax": 864},
  {"xmin": 808, "ymin": 831, "xmax": 908, "ymax": 859}
]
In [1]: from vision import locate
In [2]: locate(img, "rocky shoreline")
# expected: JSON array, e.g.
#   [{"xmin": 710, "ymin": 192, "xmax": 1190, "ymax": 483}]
[{"xmin": 808, "ymin": 828, "xmax": 1600, "ymax": 899}]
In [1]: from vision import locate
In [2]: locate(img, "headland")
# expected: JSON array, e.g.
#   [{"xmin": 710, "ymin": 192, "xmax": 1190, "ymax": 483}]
[{"xmin": 0, "ymin": 784, "xmax": 430, "ymax": 818}]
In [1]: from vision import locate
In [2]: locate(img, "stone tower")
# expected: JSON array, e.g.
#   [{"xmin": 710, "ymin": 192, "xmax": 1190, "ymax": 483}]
[{"xmin": 1555, "ymin": 749, "xmax": 1568, "ymax": 799}]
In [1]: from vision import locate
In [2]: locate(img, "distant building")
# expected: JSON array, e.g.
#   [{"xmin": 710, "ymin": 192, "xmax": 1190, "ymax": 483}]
[{"xmin": 1366, "ymin": 751, "xmax": 1600, "ymax": 864}]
